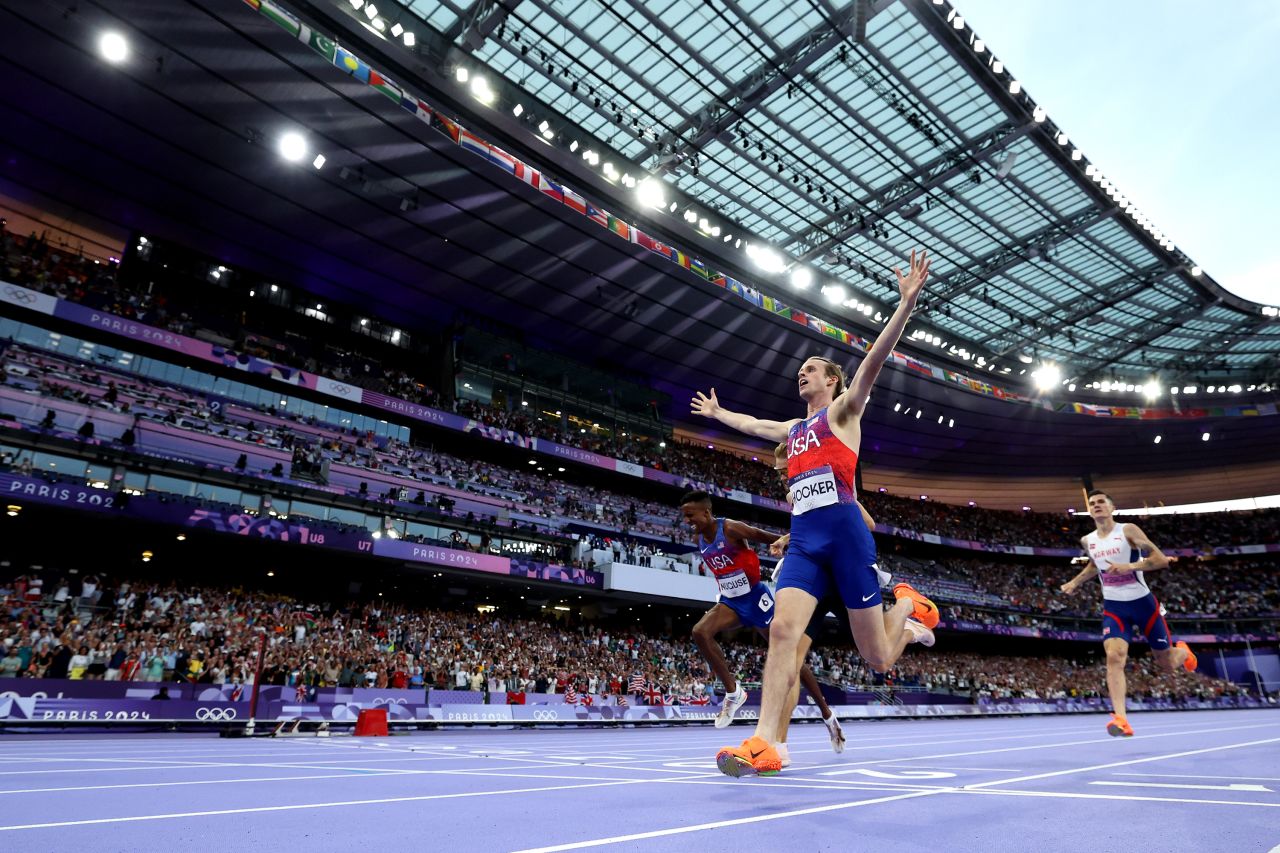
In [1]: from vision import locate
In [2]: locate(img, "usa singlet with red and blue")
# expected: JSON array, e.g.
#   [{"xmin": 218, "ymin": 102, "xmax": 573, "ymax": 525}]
[
  {"xmin": 782, "ymin": 406, "xmax": 881, "ymax": 609},
  {"xmin": 697, "ymin": 519, "xmax": 775, "ymax": 629}
]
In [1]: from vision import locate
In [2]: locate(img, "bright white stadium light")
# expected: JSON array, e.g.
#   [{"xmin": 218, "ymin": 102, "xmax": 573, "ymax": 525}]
[
  {"xmin": 391, "ymin": 22, "xmax": 403, "ymax": 36},
  {"xmin": 636, "ymin": 178, "xmax": 666, "ymax": 209},
  {"xmin": 1067, "ymin": 383, "xmax": 1076, "ymax": 392},
  {"xmin": 403, "ymin": 31, "xmax": 415, "ymax": 47},
  {"xmin": 1100, "ymin": 381, "xmax": 1111, "ymax": 392},
  {"xmin": 1032, "ymin": 106, "xmax": 1047, "ymax": 123},
  {"xmin": 1142, "ymin": 381, "xmax": 1161, "ymax": 400},
  {"xmin": 455, "ymin": 66, "xmax": 468, "ymax": 83},
  {"xmin": 1190, "ymin": 265, "xmax": 1202, "ymax": 277},
  {"xmin": 512, "ymin": 103, "xmax": 524, "ymax": 117},
  {"xmin": 1125, "ymin": 383, "xmax": 1136, "ymax": 392},
  {"xmin": 683, "ymin": 209, "xmax": 697, "ymax": 223},
  {"xmin": 1056, "ymin": 132, "xmax": 1069, "ymax": 145},
  {"xmin": 1009, "ymin": 80, "xmax": 1021, "ymax": 95},
  {"xmin": 1031, "ymin": 363, "xmax": 1061, "ymax": 391},
  {"xmin": 698, "ymin": 217, "xmax": 710, "ymax": 231},
  {"xmin": 350, "ymin": 0, "xmax": 364, "ymax": 7},
  {"xmin": 822, "ymin": 284, "xmax": 847, "ymax": 304},
  {"xmin": 364, "ymin": 4, "xmax": 378, "ymax": 20},
  {"xmin": 536, "ymin": 119, "xmax": 548, "ymax": 133},
  {"xmin": 992, "ymin": 60, "xmax": 1004, "ymax": 74},
  {"xmin": 711, "ymin": 226, "xmax": 721, "ymax": 236},
  {"xmin": 569, "ymin": 140, "xmax": 579, "ymax": 153},
  {"xmin": 470, "ymin": 75, "xmax": 494, "ymax": 104},
  {"xmin": 1202, "ymin": 432, "xmax": 1210, "ymax": 441},
  {"xmin": 1072, "ymin": 149, "xmax": 1082, "ymax": 161},
  {"xmin": 790, "ymin": 267, "xmax": 812, "ymax": 289},
  {"xmin": 1183, "ymin": 385, "xmax": 1197, "ymax": 394},
  {"xmin": 1153, "ymin": 435, "xmax": 1162, "ymax": 444},
  {"xmin": 278, "ymin": 132, "xmax": 307, "ymax": 162},
  {"xmin": 747, "ymin": 245, "xmax": 786, "ymax": 274},
  {"xmin": 952, "ymin": 15, "xmax": 964, "ymax": 29},
  {"xmin": 312, "ymin": 153, "xmax": 326, "ymax": 169},
  {"xmin": 99, "ymin": 31, "xmax": 129, "ymax": 64},
  {"xmin": 974, "ymin": 39, "xmax": 985, "ymax": 54}
]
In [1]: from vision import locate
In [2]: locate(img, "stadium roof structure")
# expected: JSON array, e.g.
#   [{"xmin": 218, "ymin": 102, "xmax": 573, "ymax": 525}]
[
  {"xmin": 2, "ymin": 0, "xmax": 1278, "ymax": 484},
  {"xmin": 405, "ymin": 0, "xmax": 1279, "ymax": 387}
]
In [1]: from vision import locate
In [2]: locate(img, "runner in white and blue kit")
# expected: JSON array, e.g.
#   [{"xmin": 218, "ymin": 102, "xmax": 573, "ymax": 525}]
[{"xmin": 1059, "ymin": 489, "xmax": 1199, "ymax": 737}]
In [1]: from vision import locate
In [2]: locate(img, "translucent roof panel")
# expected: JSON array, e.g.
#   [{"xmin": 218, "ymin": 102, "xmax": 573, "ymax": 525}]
[{"xmin": 404, "ymin": 0, "xmax": 1280, "ymax": 383}]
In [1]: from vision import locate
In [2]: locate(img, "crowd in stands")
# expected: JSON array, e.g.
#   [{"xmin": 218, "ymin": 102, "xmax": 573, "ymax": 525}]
[{"xmin": 0, "ymin": 573, "xmax": 1253, "ymax": 704}]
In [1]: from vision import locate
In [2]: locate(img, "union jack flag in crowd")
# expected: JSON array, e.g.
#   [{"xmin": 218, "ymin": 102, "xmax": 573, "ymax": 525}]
[
  {"xmin": 689, "ymin": 694, "xmax": 711, "ymax": 706},
  {"xmin": 642, "ymin": 684, "xmax": 664, "ymax": 706}
]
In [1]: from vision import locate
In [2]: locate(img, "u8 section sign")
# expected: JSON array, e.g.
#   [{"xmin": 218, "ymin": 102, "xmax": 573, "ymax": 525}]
[{"xmin": 0, "ymin": 697, "xmax": 243, "ymax": 722}]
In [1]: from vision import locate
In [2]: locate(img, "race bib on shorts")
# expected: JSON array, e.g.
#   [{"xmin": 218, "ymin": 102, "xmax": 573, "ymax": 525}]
[
  {"xmin": 789, "ymin": 465, "xmax": 839, "ymax": 515},
  {"xmin": 717, "ymin": 571, "xmax": 752, "ymax": 598}
]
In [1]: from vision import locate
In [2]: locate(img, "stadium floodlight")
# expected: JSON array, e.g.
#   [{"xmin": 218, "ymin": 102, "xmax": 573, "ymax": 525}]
[
  {"xmin": 1056, "ymin": 132, "xmax": 1069, "ymax": 145},
  {"xmin": 974, "ymin": 39, "xmax": 985, "ymax": 54},
  {"xmin": 455, "ymin": 66, "xmax": 468, "ymax": 83},
  {"xmin": 350, "ymin": 0, "xmax": 363, "ymax": 7},
  {"xmin": 822, "ymin": 284, "xmax": 847, "ymax": 304},
  {"xmin": 789, "ymin": 267, "xmax": 812, "ymax": 289},
  {"xmin": 1190, "ymin": 265, "xmax": 1202, "ymax": 277},
  {"xmin": 1031, "ymin": 363, "xmax": 1061, "ymax": 391},
  {"xmin": 1142, "ymin": 381, "xmax": 1161, "ymax": 400},
  {"xmin": 470, "ymin": 75, "xmax": 494, "ymax": 104},
  {"xmin": 391, "ymin": 22, "xmax": 403, "ymax": 36},
  {"xmin": 1009, "ymin": 80, "xmax": 1021, "ymax": 94},
  {"xmin": 1154, "ymin": 435, "xmax": 1162, "ymax": 444},
  {"xmin": 403, "ymin": 31, "xmax": 415, "ymax": 47},
  {"xmin": 952, "ymin": 15, "xmax": 964, "ymax": 29},
  {"xmin": 278, "ymin": 132, "xmax": 307, "ymax": 162},
  {"xmin": 513, "ymin": 103, "xmax": 524, "ymax": 117},
  {"xmin": 992, "ymin": 60, "xmax": 1004, "ymax": 74},
  {"xmin": 99, "ymin": 31, "xmax": 129, "ymax": 64},
  {"xmin": 312, "ymin": 154, "xmax": 325, "ymax": 169},
  {"xmin": 364, "ymin": 4, "xmax": 378, "ymax": 20},
  {"xmin": 1201, "ymin": 432, "xmax": 1210, "ymax": 441},
  {"xmin": 747, "ymin": 244, "xmax": 786, "ymax": 274},
  {"xmin": 636, "ymin": 178, "xmax": 665, "ymax": 209},
  {"xmin": 1032, "ymin": 105, "xmax": 1046, "ymax": 123}
]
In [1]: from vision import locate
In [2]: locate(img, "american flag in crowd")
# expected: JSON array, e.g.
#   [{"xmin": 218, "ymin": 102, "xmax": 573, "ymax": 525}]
[
  {"xmin": 565, "ymin": 684, "xmax": 579, "ymax": 705},
  {"xmin": 628, "ymin": 673, "xmax": 647, "ymax": 694},
  {"xmin": 616, "ymin": 695, "xmax": 629, "ymax": 707},
  {"xmin": 294, "ymin": 683, "xmax": 307, "ymax": 701},
  {"xmin": 229, "ymin": 684, "xmax": 244, "ymax": 702}
]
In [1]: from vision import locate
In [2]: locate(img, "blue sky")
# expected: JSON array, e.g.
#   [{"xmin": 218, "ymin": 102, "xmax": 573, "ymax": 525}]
[{"xmin": 951, "ymin": 0, "xmax": 1280, "ymax": 306}]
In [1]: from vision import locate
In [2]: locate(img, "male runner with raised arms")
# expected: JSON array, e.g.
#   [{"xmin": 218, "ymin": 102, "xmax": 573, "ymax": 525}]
[
  {"xmin": 679, "ymin": 492, "xmax": 844, "ymax": 759},
  {"xmin": 693, "ymin": 249, "xmax": 940, "ymax": 776},
  {"xmin": 1059, "ymin": 489, "xmax": 1197, "ymax": 736}
]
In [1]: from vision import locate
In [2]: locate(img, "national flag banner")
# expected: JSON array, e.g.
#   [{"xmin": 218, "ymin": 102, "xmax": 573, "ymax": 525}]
[
  {"xmin": 334, "ymin": 46, "xmax": 371, "ymax": 84},
  {"xmin": 565, "ymin": 684, "xmax": 579, "ymax": 705},
  {"xmin": 662, "ymin": 693, "xmax": 675, "ymax": 706},
  {"xmin": 790, "ymin": 310, "xmax": 809, "ymax": 326},
  {"xmin": 258, "ymin": 0, "xmax": 302, "ymax": 37},
  {"xmin": 229, "ymin": 684, "xmax": 244, "ymax": 701},
  {"xmin": 821, "ymin": 323, "xmax": 843, "ymax": 341},
  {"xmin": 584, "ymin": 202, "xmax": 609, "ymax": 228},
  {"xmin": 306, "ymin": 30, "xmax": 337, "ymax": 65},
  {"xmin": 515, "ymin": 161, "xmax": 541, "ymax": 187},
  {"xmin": 242, "ymin": 0, "xmax": 261, "ymax": 10},
  {"xmin": 674, "ymin": 250, "xmax": 693, "ymax": 270},
  {"xmin": 295, "ymin": 683, "xmax": 307, "ymax": 701},
  {"xmin": 581, "ymin": 694, "xmax": 594, "ymax": 707},
  {"xmin": 642, "ymin": 684, "xmax": 663, "ymax": 705},
  {"xmin": 807, "ymin": 315, "xmax": 824, "ymax": 332},
  {"xmin": 537, "ymin": 174, "xmax": 565, "ymax": 203},
  {"xmin": 433, "ymin": 112, "xmax": 461, "ymax": 143},
  {"xmin": 561, "ymin": 186, "xmax": 588, "ymax": 215},
  {"xmin": 459, "ymin": 129, "xmax": 489, "ymax": 158},
  {"xmin": 678, "ymin": 695, "xmax": 693, "ymax": 705},
  {"xmin": 708, "ymin": 271, "xmax": 728, "ymax": 287},
  {"xmin": 607, "ymin": 215, "xmax": 631, "ymax": 241},
  {"xmin": 368, "ymin": 69, "xmax": 403, "ymax": 102},
  {"xmin": 617, "ymin": 695, "xmax": 629, "ymax": 707},
  {"xmin": 628, "ymin": 673, "xmax": 647, "ymax": 693},
  {"xmin": 689, "ymin": 258, "xmax": 711, "ymax": 279},
  {"xmin": 487, "ymin": 144, "xmax": 518, "ymax": 176},
  {"xmin": 690, "ymin": 694, "xmax": 711, "ymax": 706}
]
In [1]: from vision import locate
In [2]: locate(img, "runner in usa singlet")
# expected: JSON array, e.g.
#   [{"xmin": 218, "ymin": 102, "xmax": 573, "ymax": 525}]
[
  {"xmin": 779, "ymin": 407, "xmax": 882, "ymax": 610},
  {"xmin": 696, "ymin": 519, "xmax": 774, "ymax": 630}
]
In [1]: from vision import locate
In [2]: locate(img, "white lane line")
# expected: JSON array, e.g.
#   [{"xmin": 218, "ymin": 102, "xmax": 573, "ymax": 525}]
[
  {"xmin": 795, "ymin": 722, "xmax": 1280, "ymax": 777},
  {"xmin": 0, "ymin": 771, "xmax": 418, "ymax": 795},
  {"xmin": 1090, "ymin": 781, "xmax": 1272, "ymax": 793},
  {"xmin": 1116, "ymin": 772, "xmax": 1280, "ymax": 782},
  {"xmin": 0, "ymin": 777, "xmax": 678, "ymax": 832},
  {"xmin": 960, "ymin": 787, "xmax": 1280, "ymax": 808},
  {"xmin": 509, "ymin": 790, "xmax": 941, "ymax": 853},
  {"xmin": 963, "ymin": 735, "xmax": 1280, "ymax": 790}
]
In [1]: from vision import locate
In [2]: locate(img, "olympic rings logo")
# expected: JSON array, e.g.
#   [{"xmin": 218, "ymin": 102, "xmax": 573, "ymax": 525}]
[
  {"xmin": 195, "ymin": 707, "xmax": 238, "ymax": 721},
  {"xmin": 3, "ymin": 286, "xmax": 38, "ymax": 305},
  {"xmin": 370, "ymin": 697, "xmax": 408, "ymax": 706},
  {"xmin": 330, "ymin": 384, "xmax": 352, "ymax": 395},
  {"xmin": 532, "ymin": 709, "xmax": 560, "ymax": 721}
]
